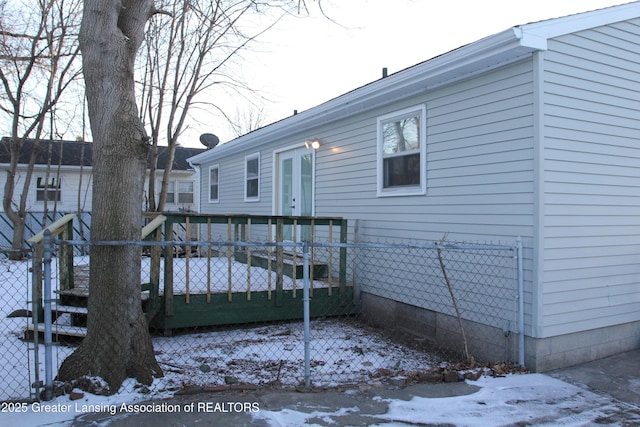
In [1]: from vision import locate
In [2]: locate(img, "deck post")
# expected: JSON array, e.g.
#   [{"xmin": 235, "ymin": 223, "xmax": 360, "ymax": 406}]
[
  {"xmin": 246, "ymin": 218, "xmax": 252, "ymax": 300},
  {"xmin": 58, "ymin": 218, "xmax": 75, "ymax": 291},
  {"xmin": 303, "ymin": 241, "xmax": 311, "ymax": 388},
  {"xmin": 267, "ymin": 219, "xmax": 273, "ymax": 299},
  {"xmin": 164, "ymin": 219, "xmax": 175, "ymax": 318},
  {"xmin": 275, "ymin": 217, "xmax": 284, "ymax": 306},
  {"xmin": 227, "ymin": 217, "xmax": 233, "ymax": 302},
  {"xmin": 292, "ymin": 219, "xmax": 297, "ymax": 298},
  {"xmin": 185, "ymin": 217, "xmax": 190, "ymax": 304},
  {"xmin": 339, "ymin": 219, "xmax": 348, "ymax": 300},
  {"xmin": 206, "ymin": 219, "xmax": 211, "ymax": 302}
]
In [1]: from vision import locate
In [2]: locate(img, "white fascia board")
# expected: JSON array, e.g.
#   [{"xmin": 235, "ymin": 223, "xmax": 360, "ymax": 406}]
[{"xmin": 517, "ymin": 1, "xmax": 640, "ymax": 44}]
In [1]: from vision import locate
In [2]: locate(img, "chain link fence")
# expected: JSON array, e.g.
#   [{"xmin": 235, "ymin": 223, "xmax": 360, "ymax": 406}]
[{"xmin": 0, "ymin": 227, "xmax": 520, "ymax": 402}]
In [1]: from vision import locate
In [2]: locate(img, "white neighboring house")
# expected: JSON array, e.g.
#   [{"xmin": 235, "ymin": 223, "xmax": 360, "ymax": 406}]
[
  {"xmin": 189, "ymin": 2, "xmax": 640, "ymax": 372},
  {"xmin": 0, "ymin": 138, "xmax": 206, "ymax": 217}
]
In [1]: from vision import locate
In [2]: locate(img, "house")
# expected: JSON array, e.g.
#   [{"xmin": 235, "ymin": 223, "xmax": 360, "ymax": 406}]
[
  {"xmin": 188, "ymin": 2, "xmax": 640, "ymax": 372},
  {"xmin": 0, "ymin": 138, "xmax": 206, "ymax": 231}
]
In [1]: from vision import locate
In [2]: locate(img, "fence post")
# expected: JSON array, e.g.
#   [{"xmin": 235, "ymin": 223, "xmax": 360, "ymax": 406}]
[
  {"xmin": 42, "ymin": 229, "xmax": 53, "ymax": 400},
  {"xmin": 30, "ymin": 245, "xmax": 41, "ymax": 400},
  {"xmin": 303, "ymin": 241, "xmax": 311, "ymax": 388}
]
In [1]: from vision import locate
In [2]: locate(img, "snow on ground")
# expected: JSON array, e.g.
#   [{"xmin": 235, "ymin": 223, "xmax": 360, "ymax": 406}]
[
  {"xmin": 3, "ymin": 373, "xmax": 636, "ymax": 426},
  {"xmin": 2, "ymin": 257, "xmax": 638, "ymax": 426},
  {"xmin": 250, "ymin": 373, "xmax": 633, "ymax": 427}
]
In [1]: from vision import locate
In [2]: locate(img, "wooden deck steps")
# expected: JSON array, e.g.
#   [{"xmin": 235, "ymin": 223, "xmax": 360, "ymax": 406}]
[
  {"xmin": 234, "ymin": 249, "xmax": 329, "ymax": 280},
  {"xmin": 25, "ymin": 323, "xmax": 87, "ymax": 342}
]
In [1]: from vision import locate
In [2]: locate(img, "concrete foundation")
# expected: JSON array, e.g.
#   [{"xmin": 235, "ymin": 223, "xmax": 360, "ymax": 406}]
[
  {"xmin": 360, "ymin": 292, "xmax": 640, "ymax": 372},
  {"xmin": 525, "ymin": 321, "xmax": 640, "ymax": 372},
  {"xmin": 360, "ymin": 292, "xmax": 519, "ymax": 364}
]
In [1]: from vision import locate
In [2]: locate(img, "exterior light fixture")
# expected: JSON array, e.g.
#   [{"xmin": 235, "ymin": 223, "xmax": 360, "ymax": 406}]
[{"xmin": 304, "ymin": 138, "xmax": 321, "ymax": 150}]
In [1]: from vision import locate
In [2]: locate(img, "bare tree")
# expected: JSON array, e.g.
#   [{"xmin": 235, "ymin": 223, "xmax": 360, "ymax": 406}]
[
  {"xmin": 58, "ymin": 0, "xmax": 322, "ymax": 394},
  {"xmin": 229, "ymin": 105, "xmax": 267, "ymax": 138},
  {"xmin": 139, "ymin": 0, "xmax": 303, "ymax": 212},
  {"xmin": 0, "ymin": 0, "xmax": 82, "ymax": 258},
  {"xmin": 56, "ymin": 0, "xmax": 162, "ymax": 392}
]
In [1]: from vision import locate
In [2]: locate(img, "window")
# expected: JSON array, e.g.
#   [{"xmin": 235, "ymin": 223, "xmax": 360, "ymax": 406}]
[
  {"xmin": 244, "ymin": 153, "xmax": 260, "ymax": 201},
  {"xmin": 377, "ymin": 105, "xmax": 427, "ymax": 196},
  {"xmin": 209, "ymin": 165, "xmax": 219, "ymax": 202},
  {"xmin": 177, "ymin": 181, "xmax": 194, "ymax": 204},
  {"xmin": 36, "ymin": 177, "xmax": 61, "ymax": 202},
  {"xmin": 163, "ymin": 180, "xmax": 193, "ymax": 204},
  {"xmin": 166, "ymin": 181, "xmax": 175, "ymax": 204}
]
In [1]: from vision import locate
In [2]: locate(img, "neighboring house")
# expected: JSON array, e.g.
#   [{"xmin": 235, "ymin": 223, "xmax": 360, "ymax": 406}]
[
  {"xmin": 190, "ymin": 3, "xmax": 640, "ymax": 372},
  {"xmin": 0, "ymin": 138, "xmax": 206, "ymax": 215}
]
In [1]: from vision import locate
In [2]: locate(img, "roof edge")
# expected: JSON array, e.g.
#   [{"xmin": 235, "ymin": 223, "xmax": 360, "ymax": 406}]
[{"xmin": 517, "ymin": 1, "xmax": 640, "ymax": 45}]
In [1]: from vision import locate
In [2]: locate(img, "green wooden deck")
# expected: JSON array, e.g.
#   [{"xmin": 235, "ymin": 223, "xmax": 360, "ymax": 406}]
[
  {"xmin": 150, "ymin": 286, "xmax": 358, "ymax": 331},
  {"xmin": 30, "ymin": 213, "xmax": 356, "ymax": 339}
]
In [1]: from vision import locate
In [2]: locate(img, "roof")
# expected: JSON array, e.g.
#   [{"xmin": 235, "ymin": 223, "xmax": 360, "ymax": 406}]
[
  {"xmin": 0, "ymin": 138, "xmax": 206, "ymax": 171},
  {"xmin": 189, "ymin": 1, "xmax": 640, "ymax": 165}
]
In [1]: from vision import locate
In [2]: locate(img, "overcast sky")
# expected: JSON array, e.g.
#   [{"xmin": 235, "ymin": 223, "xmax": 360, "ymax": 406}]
[{"xmin": 188, "ymin": 0, "xmax": 633, "ymax": 146}]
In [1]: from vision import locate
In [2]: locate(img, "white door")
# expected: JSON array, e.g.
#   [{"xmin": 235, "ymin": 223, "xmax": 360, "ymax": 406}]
[{"xmin": 278, "ymin": 147, "xmax": 314, "ymax": 241}]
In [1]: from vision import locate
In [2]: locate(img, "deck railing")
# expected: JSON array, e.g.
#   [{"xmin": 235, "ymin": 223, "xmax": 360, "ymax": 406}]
[
  {"xmin": 155, "ymin": 213, "xmax": 348, "ymax": 315},
  {"xmin": 27, "ymin": 213, "xmax": 76, "ymax": 314}
]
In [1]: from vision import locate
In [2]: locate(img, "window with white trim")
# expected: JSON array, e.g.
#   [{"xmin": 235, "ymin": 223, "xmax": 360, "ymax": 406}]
[
  {"xmin": 244, "ymin": 153, "xmax": 260, "ymax": 201},
  {"xmin": 177, "ymin": 181, "xmax": 194, "ymax": 204},
  {"xmin": 209, "ymin": 165, "xmax": 219, "ymax": 202},
  {"xmin": 166, "ymin": 181, "xmax": 175, "ymax": 204},
  {"xmin": 164, "ymin": 180, "xmax": 194, "ymax": 204},
  {"xmin": 36, "ymin": 177, "xmax": 61, "ymax": 202},
  {"xmin": 377, "ymin": 105, "xmax": 427, "ymax": 196}
]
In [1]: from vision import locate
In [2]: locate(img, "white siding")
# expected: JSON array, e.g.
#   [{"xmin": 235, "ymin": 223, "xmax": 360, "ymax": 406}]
[
  {"xmin": 541, "ymin": 19, "xmax": 640, "ymax": 336},
  {"xmin": 0, "ymin": 167, "xmax": 199, "ymax": 215},
  {"xmin": 0, "ymin": 167, "xmax": 93, "ymax": 213}
]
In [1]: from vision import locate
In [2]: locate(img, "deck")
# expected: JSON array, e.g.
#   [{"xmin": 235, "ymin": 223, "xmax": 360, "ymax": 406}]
[{"xmin": 27, "ymin": 213, "xmax": 358, "ymax": 339}]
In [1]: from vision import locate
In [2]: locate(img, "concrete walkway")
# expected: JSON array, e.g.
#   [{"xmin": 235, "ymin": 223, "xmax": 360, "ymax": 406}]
[
  {"xmin": 548, "ymin": 348, "xmax": 640, "ymax": 407},
  {"xmin": 70, "ymin": 350, "xmax": 640, "ymax": 426}
]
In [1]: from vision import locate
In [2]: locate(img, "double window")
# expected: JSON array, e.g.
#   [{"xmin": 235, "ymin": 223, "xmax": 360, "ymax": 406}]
[
  {"xmin": 36, "ymin": 177, "xmax": 61, "ymax": 202},
  {"xmin": 377, "ymin": 105, "xmax": 427, "ymax": 196},
  {"xmin": 166, "ymin": 180, "xmax": 194, "ymax": 205},
  {"xmin": 244, "ymin": 153, "xmax": 260, "ymax": 201}
]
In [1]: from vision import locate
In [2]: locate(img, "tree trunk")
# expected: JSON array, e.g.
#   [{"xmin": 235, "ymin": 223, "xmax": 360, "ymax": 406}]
[
  {"xmin": 57, "ymin": 0, "xmax": 162, "ymax": 393},
  {"xmin": 3, "ymin": 139, "xmax": 41, "ymax": 260}
]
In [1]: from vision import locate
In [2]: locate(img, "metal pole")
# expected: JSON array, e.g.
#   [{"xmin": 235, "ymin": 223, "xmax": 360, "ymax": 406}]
[
  {"xmin": 303, "ymin": 241, "xmax": 311, "ymax": 388},
  {"xmin": 517, "ymin": 236, "xmax": 525, "ymax": 367},
  {"xmin": 30, "ymin": 247, "xmax": 40, "ymax": 400},
  {"xmin": 42, "ymin": 229, "xmax": 53, "ymax": 400}
]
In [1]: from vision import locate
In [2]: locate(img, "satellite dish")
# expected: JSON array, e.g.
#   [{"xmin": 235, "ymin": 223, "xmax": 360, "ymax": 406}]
[{"xmin": 199, "ymin": 133, "xmax": 220, "ymax": 149}]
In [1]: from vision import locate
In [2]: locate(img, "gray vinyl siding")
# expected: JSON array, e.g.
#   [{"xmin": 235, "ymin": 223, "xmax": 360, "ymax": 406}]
[
  {"xmin": 316, "ymin": 60, "xmax": 536, "ymax": 334},
  {"xmin": 316, "ymin": 59, "xmax": 536, "ymax": 244},
  {"xmin": 541, "ymin": 19, "xmax": 640, "ymax": 337},
  {"xmin": 198, "ymin": 60, "xmax": 536, "ymax": 245},
  {"xmin": 196, "ymin": 59, "xmax": 537, "ymax": 333}
]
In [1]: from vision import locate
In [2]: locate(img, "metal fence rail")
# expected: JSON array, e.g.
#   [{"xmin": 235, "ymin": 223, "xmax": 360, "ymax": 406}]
[{"xmin": 0, "ymin": 235, "xmax": 521, "ymax": 402}]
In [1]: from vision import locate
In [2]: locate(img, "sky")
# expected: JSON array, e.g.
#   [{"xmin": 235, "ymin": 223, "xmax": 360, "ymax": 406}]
[{"xmin": 186, "ymin": 0, "xmax": 634, "ymax": 147}]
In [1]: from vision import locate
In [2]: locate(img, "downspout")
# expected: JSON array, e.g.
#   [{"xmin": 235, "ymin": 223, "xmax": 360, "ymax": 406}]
[
  {"xmin": 517, "ymin": 236, "xmax": 524, "ymax": 367},
  {"xmin": 188, "ymin": 160, "xmax": 201, "ymax": 213}
]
